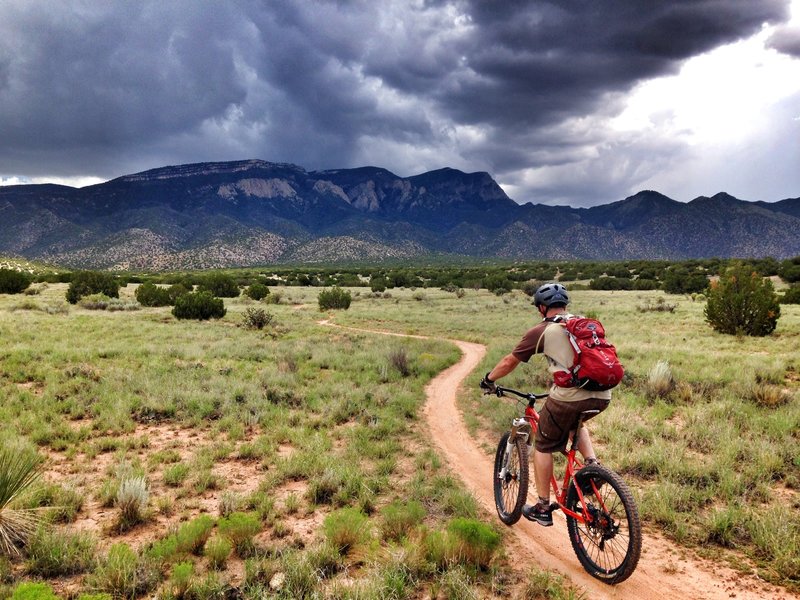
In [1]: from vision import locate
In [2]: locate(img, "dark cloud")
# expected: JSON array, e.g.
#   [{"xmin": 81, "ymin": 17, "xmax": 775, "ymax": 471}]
[
  {"xmin": 768, "ymin": 25, "xmax": 800, "ymax": 56},
  {"xmin": 0, "ymin": 0, "xmax": 795, "ymax": 205}
]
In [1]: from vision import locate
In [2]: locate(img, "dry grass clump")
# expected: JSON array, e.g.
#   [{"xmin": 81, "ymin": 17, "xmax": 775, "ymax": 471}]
[
  {"xmin": 645, "ymin": 360, "xmax": 675, "ymax": 400},
  {"xmin": 114, "ymin": 476, "xmax": 148, "ymax": 532},
  {"xmin": 638, "ymin": 297, "xmax": 676, "ymax": 313},
  {"xmin": 746, "ymin": 383, "xmax": 794, "ymax": 408}
]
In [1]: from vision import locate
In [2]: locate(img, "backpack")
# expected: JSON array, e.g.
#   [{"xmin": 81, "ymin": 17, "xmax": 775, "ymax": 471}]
[{"xmin": 547, "ymin": 315, "xmax": 624, "ymax": 391}]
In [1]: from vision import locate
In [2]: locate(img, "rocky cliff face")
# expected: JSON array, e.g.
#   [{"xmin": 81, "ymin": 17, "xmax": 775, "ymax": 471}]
[{"xmin": 0, "ymin": 160, "xmax": 797, "ymax": 269}]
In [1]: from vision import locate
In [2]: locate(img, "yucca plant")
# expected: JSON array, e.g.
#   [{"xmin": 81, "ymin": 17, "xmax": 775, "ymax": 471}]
[{"xmin": 0, "ymin": 446, "xmax": 42, "ymax": 555}]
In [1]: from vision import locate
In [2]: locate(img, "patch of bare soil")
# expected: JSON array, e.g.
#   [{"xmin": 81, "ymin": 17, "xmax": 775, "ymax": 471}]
[{"xmin": 321, "ymin": 320, "xmax": 795, "ymax": 600}]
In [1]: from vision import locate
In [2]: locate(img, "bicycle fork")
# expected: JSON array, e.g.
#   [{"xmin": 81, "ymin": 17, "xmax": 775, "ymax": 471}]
[{"xmin": 498, "ymin": 418, "xmax": 530, "ymax": 480}]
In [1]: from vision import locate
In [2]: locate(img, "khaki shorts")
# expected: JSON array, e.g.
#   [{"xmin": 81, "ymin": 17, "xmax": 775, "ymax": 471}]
[{"xmin": 534, "ymin": 397, "xmax": 610, "ymax": 453}]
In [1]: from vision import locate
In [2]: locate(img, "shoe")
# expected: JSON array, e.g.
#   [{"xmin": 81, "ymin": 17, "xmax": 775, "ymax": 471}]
[
  {"xmin": 577, "ymin": 462, "xmax": 604, "ymax": 495},
  {"xmin": 522, "ymin": 501, "xmax": 553, "ymax": 527}
]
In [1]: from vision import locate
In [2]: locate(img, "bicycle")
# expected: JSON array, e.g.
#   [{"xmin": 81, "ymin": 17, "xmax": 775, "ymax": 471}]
[{"xmin": 492, "ymin": 385, "xmax": 642, "ymax": 584}]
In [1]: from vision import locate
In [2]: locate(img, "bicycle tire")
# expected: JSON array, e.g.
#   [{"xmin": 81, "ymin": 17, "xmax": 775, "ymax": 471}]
[
  {"xmin": 493, "ymin": 431, "xmax": 529, "ymax": 525},
  {"xmin": 565, "ymin": 464, "xmax": 642, "ymax": 584}
]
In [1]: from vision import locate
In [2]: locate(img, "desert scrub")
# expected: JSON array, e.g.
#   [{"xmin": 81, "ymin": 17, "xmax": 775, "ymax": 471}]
[
  {"xmin": 172, "ymin": 291, "xmax": 226, "ymax": 320},
  {"xmin": 65, "ymin": 271, "xmax": 120, "ymax": 304},
  {"xmin": 645, "ymin": 360, "xmax": 675, "ymax": 401},
  {"xmin": 444, "ymin": 518, "xmax": 502, "ymax": 570},
  {"xmin": 241, "ymin": 307, "xmax": 274, "ymax": 330},
  {"xmin": 88, "ymin": 543, "xmax": 159, "ymax": 600},
  {"xmin": 323, "ymin": 507, "xmax": 371, "ymax": 555},
  {"xmin": 114, "ymin": 475, "xmax": 148, "ymax": 532},
  {"xmin": 175, "ymin": 515, "xmax": 215, "ymax": 555},
  {"xmin": 521, "ymin": 567, "xmax": 587, "ymax": 600},
  {"xmin": 167, "ymin": 562, "xmax": 194, "ymax": 599},
  {"xmin": 244, "ymin": 282, "xmax": 270, "ymax": 300},
  {"xmin": 705, "ymin": 265, "xmax": 781, "ymax": 336},
  {"xmin": 380, "ymin": 499, "xmax": 426, "ymax": 541},
  {"xmin": 10, "ymin": 583, "xmax": 60, "ymax": 600},
  {"xmin": 0, "ymin": 445, "xmax": 42, "ymax": 555},
  {"xmin": 0, "ymin": 268, "xmax": 32, "ymax": 294},
  {"xmin": 25, "ymin": 526, "xmax": 96, "ymax": 576},
  {"xmin": 217, "ymin": 512, "xmax": 260, "ymax": 557},
  {"xmin": 163, "ymin": 463, "xmax": 191, "ymax": 487},
  {"xmin": 318, "ymin": 286, "xmax": 352, "ymax": 310},
  {"xmin": 204, "ymin": 535, "xmax": 232, "ymax": 570}
]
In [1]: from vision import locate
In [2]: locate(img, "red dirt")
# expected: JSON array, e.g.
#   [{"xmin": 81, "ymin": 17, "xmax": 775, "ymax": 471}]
[{"xmin": 321, "ymin": 320, "xmax": 794, "ymax": 600}]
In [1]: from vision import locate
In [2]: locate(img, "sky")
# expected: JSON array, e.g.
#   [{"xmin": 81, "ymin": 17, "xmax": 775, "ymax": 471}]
[{"xmin": 1, "ymin": 0, "xmax": 799, "ymax": 208}]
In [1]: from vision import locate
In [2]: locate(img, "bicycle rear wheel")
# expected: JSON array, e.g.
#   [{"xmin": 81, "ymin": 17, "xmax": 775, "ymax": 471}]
[
  {"xmin": 493, "ymin": 432, "xmax": 529, "ymax": 525},
  {"xmin": 565, "ymin": 464, "xmax": 641, "ymax": 584}
]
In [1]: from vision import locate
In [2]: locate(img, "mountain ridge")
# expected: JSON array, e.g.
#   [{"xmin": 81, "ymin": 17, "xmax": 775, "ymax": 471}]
[{"xmin": 0, "ymin": 160, "xmax": 798, "ymax": 270}]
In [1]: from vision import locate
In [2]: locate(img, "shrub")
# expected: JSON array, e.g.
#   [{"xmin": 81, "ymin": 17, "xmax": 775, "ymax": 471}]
[
  {"xmin": 380, "ymin": 500, "xmax": 426, "ymax": 541},
  {"xmin": 168, "ymin": 562, "xmax": 193, "ymax": 599},
  {"xmin": 172, "ymin": 292, "xmax": 226, "ymax": 320},
  {"xmin": 323, "ymin": 507, "xmax": 370, "ymax": 555},
  {"xmin": 198, "ymin": 273, "xmax": 240, "ymax": 298},
  {"xmin": 780, "ymin": 284, "xmax": 800, "ymax": 304},
  {"xmin": 446, "ymin": 518, "xmax": 502, "ymax": 569},
  {"xmin": 0, "ymin": 446, "xmax": 42, "ymax": 556},
  {"xmin": 135, "ymin": 283, "xmax": 172, "ymax": 307},
  {"xmin": 242, "ymin": 307, "xmax": 274, "ymax": 330},
  {"xmin": 245, "ymin": 282, "xmax": 270, "ymax": 301},
  {"xmin": 746, "ymin": 383, "xmax": 794, "ymax": 408},
  {"xmin": 663, "ymin": 268, "xmax": 709, "ymax": 294},
  {"xmin": 175, "ymin": 515, "xmax": 214, "ymax": 555},
  {"xmin": 204, "ymin": 536, "xmax": 232, "ymax": 570},
  {"xmin": 167, "ymin": 283, "xmax": 192, "ymax": 303},
  {"xmin": 66, "ymin": 271, "xmax": 120, "ymax": 304},
  {"xmin": 645, "ymin": 360, "xmax": 675, "ymax": 400},
  {"xmin": 115, "ymin": 476, "xmax": 148, "ymax": 532},
  {"xmin": 163, "ymin": 463, "xmax": 190, "ymax": 487},
  {"xmin": 388, "ymin": 348, "xmax": 412, "ymax": 377},
  {"xmin": 10, "ymin": 583, "xmax": 60, "ymax": 600},
  {"xmin": 0, "ymin": 269, "xmax": 32, "ymax": 294},
  {"xmin": 25, "ymin": 526, "xmax": 96, "ymax": 576},
  {"xmin": 217, "ymin": 512, "xmax": 261, "ymax": 557},
  {"xmin": 89, "ymin": 543, "xmax": 159, "ymax": 600},
  {"xmin": 705, "ymin": 265, "xmax": 781, "ymax": 336},
  {"xmin": 318, "ymin": 287, "xmax": 351, "ymax": 311}
]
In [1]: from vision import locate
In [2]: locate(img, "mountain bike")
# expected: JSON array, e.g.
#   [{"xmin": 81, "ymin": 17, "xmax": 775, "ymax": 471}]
[{"xmin": 492, "ymin": 385, "xmax": 641, "ymax": 584}]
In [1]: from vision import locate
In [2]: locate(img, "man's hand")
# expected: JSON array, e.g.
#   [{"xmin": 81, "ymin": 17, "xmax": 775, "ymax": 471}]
[{"xmin": 479, "ymin": 372, "xmax": 496, "ymax": 395}]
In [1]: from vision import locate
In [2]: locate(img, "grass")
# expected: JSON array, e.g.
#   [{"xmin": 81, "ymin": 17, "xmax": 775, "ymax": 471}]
[{"xmin": 0, "ymin": 283, "xmax": 797, "ymax": 595}]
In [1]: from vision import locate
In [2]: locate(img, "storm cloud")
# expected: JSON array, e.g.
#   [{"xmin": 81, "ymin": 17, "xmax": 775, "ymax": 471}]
[{"xmin": 0, "ymin": 0, "xmax": 796, "ymax": 206}]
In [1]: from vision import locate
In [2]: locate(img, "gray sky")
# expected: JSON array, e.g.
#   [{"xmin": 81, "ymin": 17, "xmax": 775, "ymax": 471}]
[{"xmin": 1, "ymin": 0, "xmax": 799, "ymax": 207}]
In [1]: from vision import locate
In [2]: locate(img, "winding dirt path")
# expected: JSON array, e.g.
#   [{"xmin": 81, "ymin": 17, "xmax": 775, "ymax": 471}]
[{"xmin": 320, "ymin": 320, "xmax": 793, "ymax": 599}]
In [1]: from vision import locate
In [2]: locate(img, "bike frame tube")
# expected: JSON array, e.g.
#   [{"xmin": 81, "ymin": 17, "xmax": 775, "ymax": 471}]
[{"xmin": 523, "ymin": 396, "xmax": 592, "ymax": 524}]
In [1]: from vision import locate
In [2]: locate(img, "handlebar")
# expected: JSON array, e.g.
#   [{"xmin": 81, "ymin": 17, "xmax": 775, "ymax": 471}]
[{"xmin": 493, "ymin": 385, "xmax": 548, "ymax": 402}]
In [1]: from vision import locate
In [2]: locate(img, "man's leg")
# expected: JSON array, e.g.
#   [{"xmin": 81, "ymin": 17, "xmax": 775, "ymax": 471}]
[
  {"xmin": 524, "ymin": 449, "xmax": 555, "ymax": 526},
  {"xmin": 575, "ymin": 426, "xmax": 597, "ymax": 462}
]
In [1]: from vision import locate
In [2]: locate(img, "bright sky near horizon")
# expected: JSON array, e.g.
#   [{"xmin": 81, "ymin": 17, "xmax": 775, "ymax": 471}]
[{"xmin": 1, "ymin": 1, "xmax": 799, "ymax": 207}]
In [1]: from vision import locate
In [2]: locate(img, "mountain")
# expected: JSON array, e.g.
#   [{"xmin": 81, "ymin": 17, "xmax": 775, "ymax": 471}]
[{"xmin": 0, "ymin": 160, "xmax": 798, "ymax": 270}]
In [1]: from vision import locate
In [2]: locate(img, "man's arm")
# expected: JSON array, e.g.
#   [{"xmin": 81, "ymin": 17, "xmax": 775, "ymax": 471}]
[{"xmin": 488, "ymin": 353, "xmax": 521, "ymax": 382}]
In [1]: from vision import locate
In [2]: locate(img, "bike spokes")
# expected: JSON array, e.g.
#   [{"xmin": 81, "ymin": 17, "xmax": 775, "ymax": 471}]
[{"xmin": 493, "ymin": 432, "xmax": 529, "ymax": 525}]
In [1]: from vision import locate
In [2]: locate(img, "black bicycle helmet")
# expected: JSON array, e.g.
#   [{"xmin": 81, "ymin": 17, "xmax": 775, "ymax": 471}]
[{"xmin": 533, "ymin": 282, "xmax": 570, "ymax": 307}]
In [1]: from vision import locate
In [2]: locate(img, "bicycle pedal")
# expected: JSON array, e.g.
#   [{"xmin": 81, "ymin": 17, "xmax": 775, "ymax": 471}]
[{"xmin": 549, "ymin": 502, "xmax": 559, "ymax": 512}]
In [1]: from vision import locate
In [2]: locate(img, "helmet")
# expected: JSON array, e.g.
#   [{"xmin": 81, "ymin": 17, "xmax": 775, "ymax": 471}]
[{"xmin": 533, "ymin": 283, "xmax": 570, "ymax": 308}]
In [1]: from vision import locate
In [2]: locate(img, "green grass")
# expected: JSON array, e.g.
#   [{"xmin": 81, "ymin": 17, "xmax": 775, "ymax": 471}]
[{"xmin": 0, "ymin": 283, "xmax": 798, "ymax": 594}]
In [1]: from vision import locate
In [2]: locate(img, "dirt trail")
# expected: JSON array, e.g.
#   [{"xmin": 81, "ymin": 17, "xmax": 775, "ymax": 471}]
[{"xmin": 320, "ymin": 320, "xmax": 792, "ymax": 599}]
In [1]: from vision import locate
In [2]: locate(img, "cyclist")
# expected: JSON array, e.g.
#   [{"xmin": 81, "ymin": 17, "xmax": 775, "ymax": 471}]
[{"xmin": 480, "ymin": 283, "xmax": 610, "ymax": 526}]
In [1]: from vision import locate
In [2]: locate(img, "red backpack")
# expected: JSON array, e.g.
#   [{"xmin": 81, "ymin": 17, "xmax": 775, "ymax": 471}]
[{"xmin": 548, "ymin": 315, "xmax": 624, "ymax": 391}]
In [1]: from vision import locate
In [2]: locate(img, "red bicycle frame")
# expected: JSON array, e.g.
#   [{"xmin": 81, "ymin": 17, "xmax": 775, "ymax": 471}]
[{"xmin": 523, "ymin": 401, "xmax": 606, "ymax": 524}]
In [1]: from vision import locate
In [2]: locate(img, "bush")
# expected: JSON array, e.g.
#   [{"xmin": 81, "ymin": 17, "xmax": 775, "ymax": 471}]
[
  {"xmin": 446, "ymin": 518, "xmax": 502, "ymax": 569},
  {"xmin": 25, "ymin": 526, "xmax": 96, "ymax": 576},
  {"xmin": 318, "ymin": 287, "xmax": 351, "ymax": 311},
  {"xmin": 11, "ymin": 583, "xmax": 60, "ymax": 600},
  {"xmin": 217, "ymin": 512, "xmax": 260, "ymax": 557},
  {"xmin": 198, "ymin": 273, "xmax": 239, "ymax": 298},
  {"xmin": 242, "ymin": 307, "xmax": 274, "ymax": 330},
  {"xmin": 244, "ymin": 282, "xmax": 270, "ymax": 300},
  {"xmin": 135, "ymin": 283, "xmax": 172, "ymax": 307},
  {"xmin": 380, "ymin": 500, "xmax": 426, "ymax": 541},
  {"xmin": 204, "ymin": 536, "xmax": 232, "ymax": 570},
  {"xmin": 705, "ymin": 265, "xmax": 781, "ymax": 336},
  {"xmin": 323, "ymin": 507, "xmax": 370, "ymax": 555},
  {"xmin": 0, "ymin": 446, "xmax": 42, "ymax": 556},
  {"xmin": 89, "ymin": 543, "xmax": 158, "ymax": 600},
  {"xmin": 0, "ymin": 269, "xmax": 31, "ymax": 294},
  {"xmin": 663, "ymin": 268, "xmax": 709, "ymax": 294},
  {"xmin": 115, "ymin": 476, "xmax": 148, "ymax": 532},
  {"xmin": 781, "ymin": 284, "xmax": 800, "ymax": 304},
  {"xmin": 645, "ymin": 360, "xmax": 675, "ymax": 400},
  {"xmin": 172, "ymin": 292, "xmax": 226, "ymax": 320},
  {"xmin": 175, "ymin": 515, "xmax": 214, "ymax": 555},
  {"xmin": 167, "ymin": 283, "xmax": 191, "ymax": 303},
  {"xmin": 66, "ymin": 271, "xmax": 120, "ymax": 304}
]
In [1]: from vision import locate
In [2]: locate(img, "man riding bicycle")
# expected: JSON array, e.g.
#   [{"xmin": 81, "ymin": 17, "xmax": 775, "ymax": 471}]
[{"xmin": 480, "ymin": 283, "xmax": 610, "ymax": 526}]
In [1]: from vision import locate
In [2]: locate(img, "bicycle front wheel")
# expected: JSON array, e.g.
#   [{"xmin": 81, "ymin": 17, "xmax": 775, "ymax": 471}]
[
  {"xmin": 493, "ymin": 431, "xmax": 529, "ymax": 525},
  {"xmin": 565, "ymin": 464, "xmax": 642, "ymax": 584}
]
